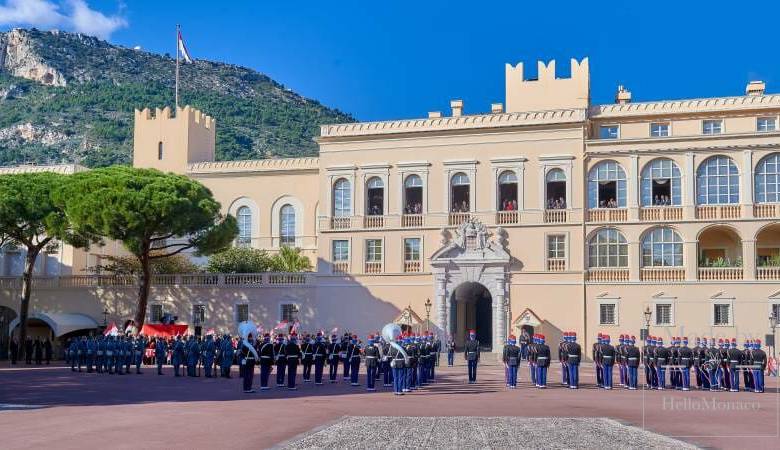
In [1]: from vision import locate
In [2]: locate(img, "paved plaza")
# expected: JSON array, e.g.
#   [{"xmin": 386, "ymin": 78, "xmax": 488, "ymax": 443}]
[{"xmin": 0, "ymin": 360, "xmax": 777, "ymax": 449}]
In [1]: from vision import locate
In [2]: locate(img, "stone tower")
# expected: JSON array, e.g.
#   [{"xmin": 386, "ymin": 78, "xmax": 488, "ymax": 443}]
[{"xmin": 133, "ymin": 105, "xmax": 216, "ymax": 174}]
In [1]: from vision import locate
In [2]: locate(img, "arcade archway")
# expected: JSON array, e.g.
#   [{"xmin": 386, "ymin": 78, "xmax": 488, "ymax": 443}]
[{"xmin": 450, "ymin": 282, "xmax": 492, "ymax": 351}]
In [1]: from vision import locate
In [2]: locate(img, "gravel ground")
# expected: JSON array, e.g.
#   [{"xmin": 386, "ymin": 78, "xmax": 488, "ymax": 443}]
[{"xmin": 278, "ymin": 416, "xmax": 701, "ymax": 449}]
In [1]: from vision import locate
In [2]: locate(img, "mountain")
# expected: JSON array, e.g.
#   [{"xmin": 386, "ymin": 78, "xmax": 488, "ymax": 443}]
[{"xmin": 0, "ymin": 28, "xmax": 354, "ymax": 167}]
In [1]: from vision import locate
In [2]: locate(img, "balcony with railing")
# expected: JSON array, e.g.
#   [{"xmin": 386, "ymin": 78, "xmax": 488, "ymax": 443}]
[
  {"xmin": 587, "ymin": 208, "xmax": 628, "ymax": 223},
  {"xmin": 586, "ymin": 268, "xmax": 629, "ymax": 282},
  {"xmin": 330, "ymin": 216, "xmax": 353, "ymax": 230},
  {"xmin": 401, "ymin": 214, "xmax": 424, "ymax": 228},
  {"xmin": 698, "ymin": 267, "xmax": 743, "ymax": 280},
  {"xmin": 757, "ymin": 266, "xmax": 780, "ymax": 280},
  {"xmin": 364, "ymin": 261, "xmax": 383, "ymax": 274},
  {"xmin": 695, "ymin": 204, "xmax": 741, "ymax": 220},
  {"xmin": 544, "ymin": 209, "xmax": 568, "ymax": 223},
  {"xmin": 448, "ymin": 212, "xmax": 471, "ymax": 226},
  {"xmin": 332, "ymin": 261, "xmax": 349, "ymax": 274},
  {"xmin": 496, "ymin": 210, "xmax": 519, "ymax": 225},
  {"xmin": 403, "ymin": 261, "xmax": 422, "ymax": 273},
  {"xmin": 0, "ymin": 272, "xmax": 315, "ymax": 289},
  {"xmin": 363, "ymin": 215, "xmax": 385, "ymax": 228},
  {"xmin": 754, "ymin": 204, "xmax": 780, "ymax": 218},
  {"xmin": 547, "ymin": 258, "xmax": 566, "ymax": 272},
  {"xmin": 640, "ymin": 267, "xmax": 685, "ymax": 282},
  {"xmin": 639, "ymin": 206, "xmax": 683, "ymax": 221}
]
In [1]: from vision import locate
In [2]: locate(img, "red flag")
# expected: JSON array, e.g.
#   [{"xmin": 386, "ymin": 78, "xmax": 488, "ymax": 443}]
[{"xmin": 274, "ymin": 320, "xmax": 288, "ymax": 331}]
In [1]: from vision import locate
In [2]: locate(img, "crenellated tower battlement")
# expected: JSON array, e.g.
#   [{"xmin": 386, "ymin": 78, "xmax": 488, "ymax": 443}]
[{"xmin": 505, "ymin": 58, "xmax": 590, "ymax": 113}]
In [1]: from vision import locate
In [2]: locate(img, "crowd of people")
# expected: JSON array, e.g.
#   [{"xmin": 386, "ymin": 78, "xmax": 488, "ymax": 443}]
[
  {"xmin": 404, "ymin": 202, "xmax": 423, "ymax": 214},
  {"xmin": 651, "ymin": 194, "xmax": 673, "ymax": 206},
  {"xmin": 597, "ymin": 198, "xmax": 619, "ymax": 208},
  {"xmin": 546, "ymin": 197, "xmax": 566, "ymax": 210},
  {"xmin": 451, "ymin": 200, "xmax": 470, "ymax": 213},
  {"xmin": 8, "ymin": 336, "xmax": 53, "ymax": 365}
]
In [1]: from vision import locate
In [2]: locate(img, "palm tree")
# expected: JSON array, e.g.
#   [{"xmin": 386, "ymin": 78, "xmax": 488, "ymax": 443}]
[{"xmin": 271, "ymin": 246, "xmax": 312, "ymax": 272}]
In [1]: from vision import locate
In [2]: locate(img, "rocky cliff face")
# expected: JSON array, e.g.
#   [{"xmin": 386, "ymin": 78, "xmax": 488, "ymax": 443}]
[
  {"xmin": 0, "ymin": 29, "xmax": 66, "ymax": 87},
  {"xmin": 0, "ymin": 28, "xmax": 353, "ymax": 167}
]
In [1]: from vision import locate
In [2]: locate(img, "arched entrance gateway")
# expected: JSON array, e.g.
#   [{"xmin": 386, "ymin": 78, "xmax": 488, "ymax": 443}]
[{"xmin": 430, "ymin": 218, "xmax": 511, "ymax": 352}]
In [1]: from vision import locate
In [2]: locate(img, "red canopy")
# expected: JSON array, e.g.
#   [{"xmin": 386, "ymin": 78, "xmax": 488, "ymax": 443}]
[{"xmin": 140, "ymin": 324, "xmax": 189, "ymax": 338}]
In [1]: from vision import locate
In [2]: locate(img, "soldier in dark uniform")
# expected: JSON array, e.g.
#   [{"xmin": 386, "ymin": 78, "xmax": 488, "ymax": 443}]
[
  {"xmin": 654, "ymin": 337, "xmax": 669, "ymax": 390},
  {"xmin": 433, "ymin": 335, "xmax": 442, "ymax": 372},
  {"xmin": 202, "ymin": 335, "xmax": 215, "ymax": 378},
  {"xmin": 559, "ymin": 333, "xmax": 569, "ymax": 386},
  {"xmin": 312, "ymin": 333, "xmax": 327, "ymax": 385},
  {"xmin": 364, "ymin": 335, "xmax": 380, "ymax": 391},
  {"xmin": 44, "ymin": 338, "xmax": 52, "ymax": 365},
  {"xmin": 692, "ymin": 337, "xmax": 703, "ymax": 388},
  {"xmin": 502, "ymin": 335, "xmax": 520, "ymax": 389},
  {"xmin": 593, "ymin": 333, "xmax": 603, "ymax": 388},
  {"xmin": 616, "ymin": 335, "xmax": 625, "ymax": 387},
  {"xmin": 273, "ymin": 334, "xmax": 287, "ymax": 387},
  {"xmin": 601, "ymin": 335, "xmax": 615, "ymax": 389},
  {"xmin": 742, "ymin": 340, "xmax": 754, "ymax": 391},
  {"xmin": 402, "ymin": 335, "xmax": 414, "ymax": 391},
  {"xmin": 24, "ymin": 336, "xmax": 33, "ymax": 364},
  {"xmin": 285, "ymin": 333, "xmax": 302, "ymax": 390},
  {"xmin": 718, "ymin": 339, "xmax": 730, "ymax": 390},
  {"xmin": 154, "ymin": 336, "xmax": 167, "ymax": 375},
  {"xmin": 301, "ymin": 334, "xmax": 314, "ymax": 383},
  {"xmin": 95, "ymin": 336, "xmax": 106, "ymax": 374},
  {"xmin": 751, "ymin": 340, "xmax": 767, "ymax": 393},
  {"xmin": 625, "ymin": 336, "xmax": 640, "ymax": 389},
  {"xmin": 678, "ymin": 337, "xmax": 693, "ymax": 391},
  {"xmin": 707, "ymin": 339, "xmax": 720, "ymax": 391},
  {"xmin": 341, "ymin": 333, "xmax": 352, "ymax": 381},
  {"xmin": 134, "ymin": 335, "xmax": 147, "ymax": 374},
  {"xmin": 446, "ymin": 338, "xmax": 455, "ymax": 366},
  {"xmin": 172, "ymin": 336, "xmax": 185, "ymax": 376},
  {"xmin": 668, "ymin": 337, "xmax": 678, "ymax": 390},
  {"xmin": 726, "ymin": 338, "xmax": 742, "ymax": 392},
  {"xmin": 463, "ymin": 330, "xmax": 480, "ymax": 384},
  {"xmin": 642, "ymin": 336, "xmax": 652, "ymax": 388},
  {"xmin": 327, "ymin": 333, "xmax": 340, "ymax": 383},
  {"xmin": 418, "ymin": 334, "xmax": 430, "ymax": 386},
  {"xmin": 257, "ymin": 333, "xmax": 273, "ymax": 390},
  {"xmin": 565, "ymin": 332, "xmax": 581, "ymax": 389},
  {"xmin": 33, "ymin": 337, "xmax": 43, "ymax": 365},
  {"xmin": 408, "ymin": 335, "xmax": 420, "ymax": 390},
  {"xmin": 347, "ymin": 334, "xmax": 362, "ymax": 387},
  {"xmin": 519, "ymin": 331, "xmax": 529, "ymax": 360},
  {"xmin": 240, "ymin": 332, "xmax": 258, "ymax": 393},
  {"xmin": 9, "ymin": 336, "xmax": 19, "ymax": 365},
  {"xmin": 535, "ymin": 334, "xmax": 551, "ymax": 388}
]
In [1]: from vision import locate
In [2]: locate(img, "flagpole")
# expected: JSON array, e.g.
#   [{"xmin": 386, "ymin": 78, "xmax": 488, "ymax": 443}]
[{"xmin": 175, "ymin": 24, "xmax": 180, "ymax": 111}]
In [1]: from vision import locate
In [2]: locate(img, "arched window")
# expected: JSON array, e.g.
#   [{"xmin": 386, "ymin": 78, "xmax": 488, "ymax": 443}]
[
  {"xmin": 641, "ymin": 158, "xmax": 681, "ymax": 206},
  {"xmin": 333, "ymin": 178, "xmax": 351, "ymax": 217},
  {"xmin": 157, "ymin": 142, "xmax": 163, "ymax": 160},
  {"xmin": 588, "ymin": 161, "xmax": 626, "ymax": 208},
  {"xmin": 545, "ymin": 168, "xmax": 567, "ymax": 209},
  {"xmin": 642, "ymin": 227, "xmax": 683, "ymax": 267},
  {"xmin": 279, "ymin": 204, "xmax": 296, "ymax": 246},
  {"xmin": 366, "ymin": 176, "xmax": 384, "ymax": 216},
  {"xmin": 755, "ymin": 153, "xmax": 780, "ymax": 203},
  {"xmin": 498, "ymin": 170, "xmax": 518, "ymax": 211},
  {"xmin": 696, "ymin": 156, "xmax": 739, "ymax": 204},
  {"xmin": 450, "ymin": 172, "xmax": 470, "ymax": 212},
  {"xmin": 588, "ymin": 228, "xmax": 628, "ymax": 268},
  {"xmin": 404, "ymin": 174, "xmax": 423, "ymax": 214},
  {"xmin": 237, "ymin": 206, "xmax": 252, "ymax": 246}
]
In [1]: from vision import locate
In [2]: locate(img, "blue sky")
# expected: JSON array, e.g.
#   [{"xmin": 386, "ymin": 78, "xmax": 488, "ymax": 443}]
[{"xmin": 2, "ymin": 1, "xmax": 779, "ymax": 121}]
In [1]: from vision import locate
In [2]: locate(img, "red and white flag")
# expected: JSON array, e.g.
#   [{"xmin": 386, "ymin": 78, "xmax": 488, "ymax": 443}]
[
  {"xmin": 178, "ymin": 30, "xmax": 193, "ymax": 64},
  {"xmin": 274, "ymin": 320, "xmax": 288, "ymax": 331},
  {"xmin": 104, "ymin": 322, "xmax": 119, "ymax": 337},
  {"xmin": 290, "ymin": 321, "xmax": 300, "ymax": 334},
  {"xmin": 205, "ymin": 328, "xmax": 215, "ymax": 336}
]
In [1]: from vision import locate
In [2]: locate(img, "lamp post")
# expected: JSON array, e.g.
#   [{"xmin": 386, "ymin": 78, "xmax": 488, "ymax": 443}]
[
  {"xmin": 424, "ymin": 298, "xmax": 432, "ymax": 332},
  {"xmin": 641, "ymin": 306, "xmax": 652, "ymax": 341},
  {"xmin": 770, "ymin": 314, "xmax": 778, "ymax": 361}
]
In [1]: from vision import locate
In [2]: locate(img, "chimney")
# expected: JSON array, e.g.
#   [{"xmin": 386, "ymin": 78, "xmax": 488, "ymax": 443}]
[
  {"xmin": 428, "ymin": 111, "xmax": 442, "ymax": 118},
  {"xmin": 746, "ymin": 80, "xmax": 766, "ymax": 96},
  {"xmin": 615, "ymin": 85, "xmax": 632, "ymax": 104},
  {"xmin": 450, "ymin": 99, "xmax": 463, "ymax": 117},
  {"xmin": 491, "ymin": 103, "xmax": 504, "ymax": 114}
]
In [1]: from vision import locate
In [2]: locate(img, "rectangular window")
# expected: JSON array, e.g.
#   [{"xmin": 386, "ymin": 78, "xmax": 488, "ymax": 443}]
[
  {"xmin": 650, "ymin": 122, "xmax": 670, "ymax": 137},
  {"xmin": 235, "ymin": 304, "xmax": 249, "ymax": 323},
  {"xmin": 366, "ymin": 239, "xmax": 382, "ymax": 262},
  {"xmin": 404, "ymin": 238, "xmax": 421, "ymax": 261},
  {"xmin": 332, "ymin": 240, "xmax": 349, "ymax": 262},
  {"xmin": 281, "ymin": 303, "xmax": 299, "ymax": 323},
  {"xmin": 655, "ymin": 303, "xmax": 672, "ymax": 326},
  {"xmin": 150, "ymin": 304, "xmax": 163, "ymax": 323},
  {"xmin": 599, "ymin": 125, "xmax": 619, "ymax": 139},
  {"xmin": 772, "ymin": 303, "xmax": 780, "ymax": 323},
  {"xmin": 599, "ymin": 303, "xmax": 616, "ymax": 325},
  {"xmin": 702, "ymin": 119, "xmax": 723, "ymax": 135},
  {"xmin": 192, "ymin": 304, "xmax": 205, "ymax": 325},
  {"xmin": 547, "ymin": 235, "xmax": 566, "ymax": 259},
  {"xmin": 758, "ymin": 117, "xmax": 777, "ymax": 132},
  {"xmin": 713, "ymin": 303, "xmax": 731, "ymax": 326}
]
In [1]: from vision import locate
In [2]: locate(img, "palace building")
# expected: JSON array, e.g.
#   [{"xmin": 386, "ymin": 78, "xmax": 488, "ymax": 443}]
[{"xmin": 2, "ymin": 58, "xmax": 780, "ymax": 353}]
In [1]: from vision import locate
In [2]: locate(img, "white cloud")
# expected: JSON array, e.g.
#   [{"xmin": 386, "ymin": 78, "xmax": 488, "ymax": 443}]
[{"xmin": 0, "ymin": 0, "xmax": 127, "ymax": 39}]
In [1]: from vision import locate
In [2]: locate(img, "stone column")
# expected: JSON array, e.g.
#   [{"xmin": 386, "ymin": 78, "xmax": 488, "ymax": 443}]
[
  {"xmin": 743, "ymin": 239, "xmax": 756, "ymax": 281},
  {"xmin": 493, "ymin": 276, "xmax": 507, "ymax": 350},
  {"xmin": 628, "ymin": 155, "xmax": 639, "ymax": 220},
  {"xmin": 684, "ymin": 240, "xmax": 698, "ymax": 281},
  {"xmin": 629, "ymin": 240, "xmax": 641, "ymax": 281},
  {"xmin": 742, "ymin": 150, "xmax": 754, "ymax": 218},
  {"xmin": 434, "ymin": 273, "xmax": 449, "ymax": 337},
  {"xmin": 684, "ymin": 152, "xmax": 696, "ymax": 220}
]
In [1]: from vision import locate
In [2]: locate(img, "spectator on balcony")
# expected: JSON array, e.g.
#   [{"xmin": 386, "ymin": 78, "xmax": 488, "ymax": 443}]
[
  {"xmin": 404, "ymin": 202, "xmax": 422, "ymax": 214},
  {"xmin": 369, "ymin": 204, "xmax": 381, "ymax": 216}
]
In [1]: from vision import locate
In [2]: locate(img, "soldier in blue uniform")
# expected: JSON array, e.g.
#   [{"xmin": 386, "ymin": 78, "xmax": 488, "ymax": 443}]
[
  {"xmin": 535, "ymin": 334, "xmax": 551, "ymax": 388},
  {"xmin": 417, "ymin": 334, "xmax": 429, "ymax": 386},
  {"xmin": 593, "ymin": 333, "xmax": 603, "ymax": 388},
  {"xmin": 565, "ymin": 332, "xmax": 581, "ymax": 389},
  {"xmin": 389, "ymin": 334, "xmax": 407, "ymax": 395},
  {"xmin": 95, "ymin": 336, "xmax": 105, "ymax": 374},
  {"xmin": 341, "ymin": 333, "xmax": 352, "ymax": 381},
  {"xmin": 301, "ymin": 334, "xmax": 314, "ymax": 382},
  {"xmin": 154, "ymin": 336, "xmax": 167, "ymax": 375},
  {"xmin": 463, "ymin": 330, "xmax": 480, "ymax": 384},
  {"xmin": 654, "ymin": 337, "xmax": 669, "ymax": 390},
  {"xmin": 203, "ymin": 335, "xmax": 216, "ymax": 378},
  {"xmin": 559, "ymin": 333, "xmax": 569, "ymax": 386},
  {"xmin": 601, "ymin": 335, "xmax": 615, "ymax": 389},
  {"xmin": 240, "ymin": 331, "xmax": 258, "ymax": 393},
  {"xmin": 446, "ymin": 338, "xmax": 455, "ymax": 366},
  {"xmin": 221, "ymin": 334, "xmax": 235, "ymax": 378},
  {"xmin": 678, "ymin": 337, "xmax": 693, "ymax": 391},
  {"xmin": 726, "ymin": 338, "xmax": 742, "ymax": 392},
  {"xmin": 68, "ymin": 338, "xmax": 78, "ymax": 372},
  {"xmin": 134, "ymin": 335, "xmax": 147, "ymax": 374},
  {"xmin": 364, "ymin": 335, "xmax": 380, "ymax": 391},
  {"xmin": 77, "ymin": 336, "xmax": 87, "ymax": 372},
  {"xmin": 625, "ymin": 336, "xmax": 640, "ymax": 390},
  {"xmin": 257, "ymin": 333, "xmax": 273, "ymax": 390},
  {"xmin": 528, "ymin": 334, "xmax": 537, "ymax": 386},
  {"xmin": 751, "ymin": 339, "xmax": 767, "ymax": 393},
  {"xmin": 172, "ymin": 336, "xmax": 185, "ymax": 376},
  {"xmin": 186, "ymin": 336, "xmax": 199, "ymax": 377},
  {"xmin": 85, "ymin": 336, "xmax": 96, "ymax": 373},
  {"xmin": 742, "ymin": 339, "xmax": 754, "ymax": 391},
  {"xmin": 502, "ymin": 335, "xmax": 520, "ymax": 389}
]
